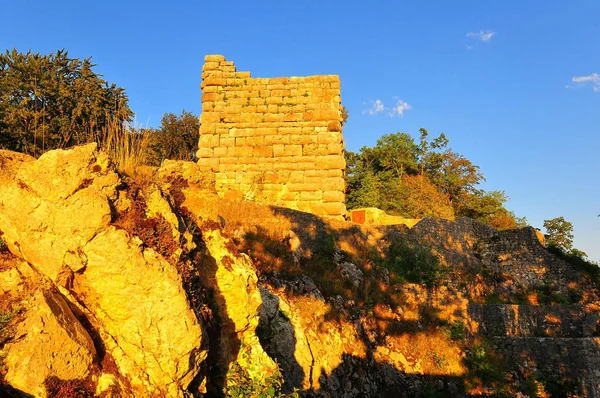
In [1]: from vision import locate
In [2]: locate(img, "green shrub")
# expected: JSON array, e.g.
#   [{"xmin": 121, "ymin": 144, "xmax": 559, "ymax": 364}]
[
  {"xmin": 444, "ymin": 320, "xmax": 466, "ymax": 342},
  {"xmin": 0, "ymin": 230, "xmax": 7, "ymax": 253},
  {"xmin": 225, "ymin": 362, "xmax": 298, "ymax": 398},
  {"xmin": 465, "ymin": 341, "xmax": 506, "ymax": 384},
  {"xmin": 384, "ymin": 240, "xmax": 446, "ymax": 287},
  {"xmin": 484, "ymin": 293, "xmax": 505, "ymax": 304}
]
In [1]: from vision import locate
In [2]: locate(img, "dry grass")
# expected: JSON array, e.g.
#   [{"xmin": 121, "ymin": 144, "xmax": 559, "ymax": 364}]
[{"xmin": 96, "ymin": 116, "xmax": 150, "ymax": 176}]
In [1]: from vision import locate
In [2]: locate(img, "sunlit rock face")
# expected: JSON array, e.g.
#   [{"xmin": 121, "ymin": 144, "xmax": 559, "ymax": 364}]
[
  {"xmin": 3, "ymin": 284, "xmax": 97, "ymax": 398},
  {"xmin": 1, "ymin": 144, "xmax": 599, "ymax": 397},
  {"xmin": 0, "ymin": 145, "xmax": 206, "ymax": 397}
]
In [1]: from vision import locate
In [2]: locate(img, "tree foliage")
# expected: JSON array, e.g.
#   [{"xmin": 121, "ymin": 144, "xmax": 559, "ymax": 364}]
[
  {"xmin": 346, "ymin": 129, "xmax": 523, "ymax": 229},
  {"xmin": 543, "ymin": 217, "xmax": 574, "ymax": 251},
  {"xmin": 146, "ymin": 110, "xmax": 199, "ymax": 165},
  {"xmin": 0, "ymin": 49, "xmax": 132, "ymax": 156}
]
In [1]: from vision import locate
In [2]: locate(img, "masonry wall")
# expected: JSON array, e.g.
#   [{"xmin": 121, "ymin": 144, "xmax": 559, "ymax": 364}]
[{"xmin": 196, "ymin": 55, "xmax": 346, "ymax": 218}]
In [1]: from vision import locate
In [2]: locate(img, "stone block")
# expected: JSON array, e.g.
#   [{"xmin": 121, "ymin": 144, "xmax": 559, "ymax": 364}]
[
  {"xmin": 323, "ymin": 191, "xmax": 345, "ymax": 202},
  {"xmin": 254, "ymin": 146, "xmax": 273, "ymax": 157},
  {"xmin": 266, "ymin": 97, "xmax": 283, "ymax": 105},
  {"xmin": 213, "ymin": 147, "xmax": 228, "ymax": 157},
  {"xmin": 199, "ymin": 134, "xmax": 219, "ymax": 148},
  {"xmin": 273, "ymin": 144, "xmax": 285, "ymax": 157},
  {"xmin": 196, "ymin": 147, "xmax": 213, "ymax": 158},
  {"xmin": 202, "ymin": 77, "xmax": 226, "ymax": 87},
  {"xmin": 205, "ymin": 54, "xmax": 226, "ymax": 62},
  {"xmin": 315, "ymin": 155, "xmax": 345, "ymax": 170},
  {"xmin": 264, "ymin": 113, "xmax": 285, "ymax": 122},
  {"xmin": 300, "ymin": 191, "xmax": 323, "ymax": 201},
  {"xmin": 283, "ymin": 145, "xmax": 302, "ymax": 157},
  {"xmin": 326, "ymin": 143, "xmax": 344, "ymax": 155},
  {"xmin": 287, "ymin": 183, "xmax": 318, "ymax": 192},
  {"xmin": 289, "ymin": 171, "xmax": 305, "ymax": 183},
  {"xmin": 294, "ymin": 162, "xmax": 317, "ymax": 170},
  {"xmin": 317, "ymin": 132, "xmax": 342, "ymax": 144},
  {"xmin": 200, "ymin": 123, "xmax": 216, "ymax": 134},
  {"xmin": 322, "ymin": 202, "xmax": 346, "ymax": 215},
  {"xmin": 201, "ymin": 111, "xmax": 220, "ymax": 123},
  {"xmin": 196, "ymin": 157, "xmax": 219, "ymax": 171},
  {"xmin": 327, "ymin": 121, "xmax": 342, "ymax": 132},
  {"xmin": 279, "ymin": 191, "xmax": 298, "ymax": 201}
]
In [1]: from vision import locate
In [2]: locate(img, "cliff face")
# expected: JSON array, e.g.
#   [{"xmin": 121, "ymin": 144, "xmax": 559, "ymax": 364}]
[{"xmin": 0, "ymin": 145, "xmax": 598, "ymax": 397}]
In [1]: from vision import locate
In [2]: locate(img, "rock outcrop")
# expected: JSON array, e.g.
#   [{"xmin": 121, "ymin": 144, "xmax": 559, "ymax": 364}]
[
  {"xmin": 0, "ymin": 145, "xmax": 205, "ymax": 397},
  {"xmin": 3, "ymin": 285, "xmax": 97, "ymax": 397},
  {"xmin": 198, "ymin": 227, "xmax": 278, "ymax": 387},
  {"xmin": 1, "ymin": 144, "xmax": 599, "ymax": 398}
]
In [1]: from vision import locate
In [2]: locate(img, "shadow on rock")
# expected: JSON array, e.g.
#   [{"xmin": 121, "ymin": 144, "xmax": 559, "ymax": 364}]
[{"xmin": 258, "ymin": 286, "xmax": 305, "ymax": 392}]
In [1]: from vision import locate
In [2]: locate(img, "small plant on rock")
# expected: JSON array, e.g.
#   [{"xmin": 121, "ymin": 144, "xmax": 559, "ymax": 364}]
[
  {"xmin": 444, "ymin": 320, "xmax": 466, "ymax": 342},
  {"xmin": 0, "ymin": 231, "xmax": 7, "ymax": 253},
  {"xmin": 384, "ymin": 240, "xmax": 446, "ymax": 287}
]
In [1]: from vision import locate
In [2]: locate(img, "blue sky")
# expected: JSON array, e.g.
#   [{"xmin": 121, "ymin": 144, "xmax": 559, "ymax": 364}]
[{"xmin": 2, "ymin": 0, "xmax": 599, "ymax": 260}]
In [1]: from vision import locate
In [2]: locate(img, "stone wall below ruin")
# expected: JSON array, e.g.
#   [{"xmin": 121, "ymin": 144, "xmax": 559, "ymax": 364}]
[{"xmin": 196, "ymin": 55, "xmax": 346, "ymax": 219}]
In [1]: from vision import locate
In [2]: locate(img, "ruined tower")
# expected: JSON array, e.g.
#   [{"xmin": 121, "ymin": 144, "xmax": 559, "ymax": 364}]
[{"xmin": 196, "ymin": 55, "xmax": 346, "ymax": 219}]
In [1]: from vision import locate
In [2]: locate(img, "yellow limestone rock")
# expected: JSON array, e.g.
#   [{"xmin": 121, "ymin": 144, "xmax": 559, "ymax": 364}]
[
  {"xmin": 0, "ymin": 143, "xmax": 118, "ymax": 281},
  {"xmin": 3, "ymin": 286, "xmax": 97, "ymax": 398},
  {"xmin": 200, "ymin": 227, "xmax": 278, "ymax": 385},
  {"xmin": 0, "ymin": 145, "xmax": 207, "ymax": 397},
  {"xmin": 75, "ymin": 226, "xmax": 206, "ymax": 397}
]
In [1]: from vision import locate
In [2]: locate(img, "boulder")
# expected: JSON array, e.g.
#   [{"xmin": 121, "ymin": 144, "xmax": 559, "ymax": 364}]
[
  {"xmin": 3, "ymin": 286, "xmax": 97, "ymax": 398},
  {"xmin": 74, "ymin": 226, "xmax": 206, "ymax": 396},
  {"xmin": 0, "ymin": 143, "xmax": 118, "ymax": 281}
]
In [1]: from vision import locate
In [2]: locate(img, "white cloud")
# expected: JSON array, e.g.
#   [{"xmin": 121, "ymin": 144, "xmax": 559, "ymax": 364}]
[
  {"xmin": 466, "ymin": 30, "xmax": 495, "ymax": 42},
  {"xmin": 363, "ymin": 99, "xmax": 385, "ymax": 115},
  {"xmin": 389, "ymin": 98, "xmax": 412, "ymax": 117},
  {"xmin": 363, "ymin": 97, "xmax": 413, "ymax": 117},
  {"xmin": 568, "ymin": 73, "xmax": 600, "ymax": 92}
]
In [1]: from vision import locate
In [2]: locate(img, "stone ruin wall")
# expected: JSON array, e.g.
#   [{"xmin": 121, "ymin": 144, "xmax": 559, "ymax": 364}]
[{"xmin": 196, "ymin": 55, "xmax": 346, "ymax": 219}]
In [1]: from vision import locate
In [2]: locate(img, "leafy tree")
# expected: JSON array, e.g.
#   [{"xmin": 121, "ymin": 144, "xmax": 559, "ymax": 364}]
[
  {"xmin": 345, "ymin": 129, "xmax": 523, "ymax": 228},
  {"xmin": 456, "ymin": 189, "xmax": 521, "ymax": 229},
  {"xmin": 147, "ymin": 110, "xmax": 199, "ymax": 165},
  {"xmin": 543, "ymin": 217, "xmax": 574, "ymax": 251},
  {"xmin": 371, "ymin": 132, "xmax": 419, "ymax": 179},
  {"xmin": 433, "ymin": 150, "xmax": 484, "ymax": 204},
  {"xmin": 417, "ymin": 127, "xmax": 449, "ymax": 180},
  {"xmin": 0, "ymin": 49, "xmax": 132, "ymax": 156},
  {"xmin": 391, "ymin": 174, "xmax": 455, "ymax": 219}
]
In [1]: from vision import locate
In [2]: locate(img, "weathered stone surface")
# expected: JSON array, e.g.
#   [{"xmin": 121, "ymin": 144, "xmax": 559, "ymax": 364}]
[
  {"xmin": 258, "ymin": 287, "xmax": 312, "ymax": 390},
  {"xmin": 469, "ymin": 303, "xmax": 599, "ymax": 337},
  {"xmin": 199, "ymin": 227, "xmax": 278, "ymax": 385},
  {"xmin": 0, "ymin": 145, "xmax": 206, "ymax": 397},
  {"xmin": 338, "ymin": 261, "xmax": 363, "ymax": 288},
  {"xmin": 3, "ymin": 286, "xmax": 97, "ymax": 398},
  {"xmin": 74, "ymin": 226, "xmax": 205, "ymax": 396},
  {"xmin": 0, "ymin": 143, "xmax": 118, "ymax": 281},
  {"xmin": 494, "ymin": 337, "xmax": 600, "ymax": 397},
  {"xmin": 196, "ymin": 55, "xmax": 346, "ymax": 219},
  {"xmin": 157, "ymin": 159, "xmax": 216, "ymax": 191}
]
